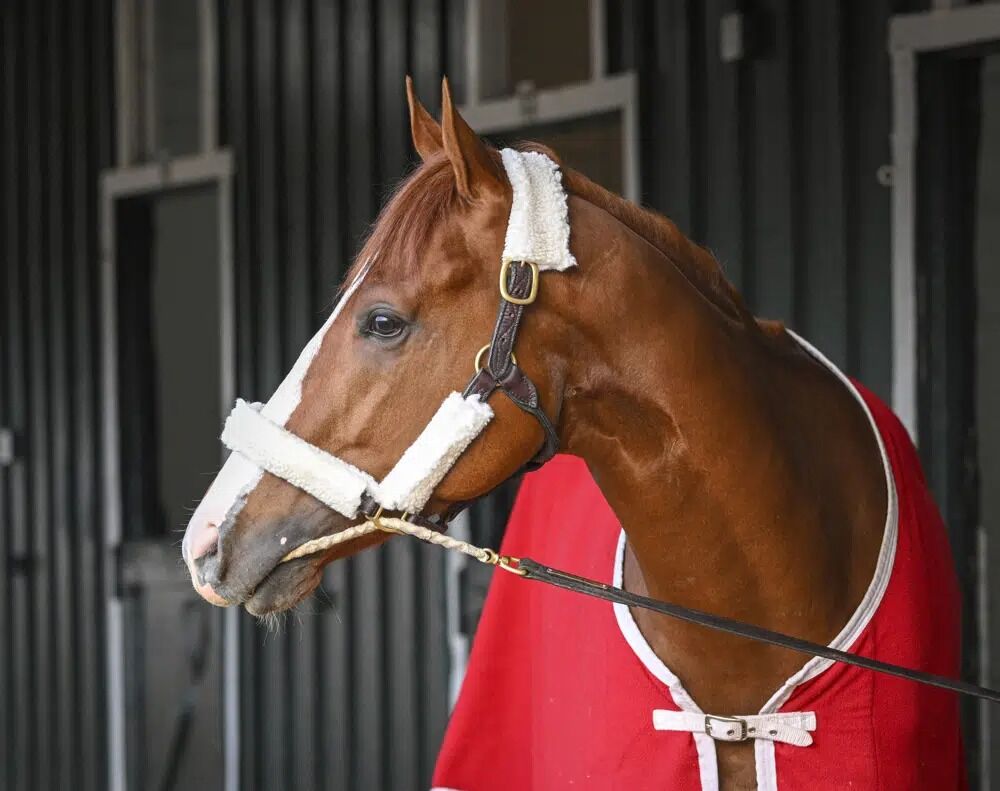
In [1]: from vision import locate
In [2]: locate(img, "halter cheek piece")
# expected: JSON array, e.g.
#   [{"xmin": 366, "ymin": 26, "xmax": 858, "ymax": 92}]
[{"xmin": 356, "ymin": 258, "xmax": 558, "ymax": 528}]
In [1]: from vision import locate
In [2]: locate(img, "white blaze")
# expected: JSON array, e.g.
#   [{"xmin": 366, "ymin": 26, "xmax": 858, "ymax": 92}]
[{"xmin": 184, "ymin": 261, "xmax": 374, "ymax": 554}]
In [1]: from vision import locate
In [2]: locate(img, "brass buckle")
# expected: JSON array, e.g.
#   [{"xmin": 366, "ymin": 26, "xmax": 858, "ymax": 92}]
[
  {"xmin": 479, "ymin": 549, "xmax": 527, "ymax": 576},
  {"xmin": 474, "ymin": 344, "xmax": 517, "ymax": 375},
  {"xmin": 499, "ymin": 260, "xmax": 539, "ymax": 305},
  {"xmin": 704, "ymin": 715, "xmax": 749, "ymax": 741}
]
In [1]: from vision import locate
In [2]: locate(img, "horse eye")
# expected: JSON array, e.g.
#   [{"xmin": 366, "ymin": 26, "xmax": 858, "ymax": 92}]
[{"xmin": 364, "ymin": 309, "xmax": 407, "ymax": 339}]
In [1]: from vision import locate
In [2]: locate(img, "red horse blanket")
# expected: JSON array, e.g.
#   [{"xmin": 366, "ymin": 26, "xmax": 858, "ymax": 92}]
[{"xmin": 433, "ymin": 380, "xmax": 965, "ymax": 790}]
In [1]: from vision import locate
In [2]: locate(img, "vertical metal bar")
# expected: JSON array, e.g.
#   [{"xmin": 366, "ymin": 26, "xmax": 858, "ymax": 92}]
[
  {"xmin": 250, "ymin": 5, "xmax": 291, "ymax": 788},
  {"xmin": 0, "ymin": 6, "xmax": 15, "ymax": 783},
  {"xmin": 979, "ymin": 524, "xmax": 990, "ymax": 788},
  {"xmin": 24, "ymin": 2, "xmax": 53, "ymax": 784},
  {"xmin": 218, "ymin": 160, "xmax": 240, "ymax": 791},
  {"xmin": 465, "ymin": 0, "xmax": 481, "ymax": 105},
  {"xmin": 199, "ymin": 0, "xmax": 219, "ymax": 153},
  {"xmin": 701, "ymin": 0, "xmax": 746, "ymax": 291},
  {"xmin": 799, "ymin": 0, "xmax": 848, "ymax": 364},
  {"xmin": 747, "ymin": 0, "xmax": 796, "ymax": 324},
  {"xmin": 589, "ymin": 0, "xmax": 607, "ymax": 80},
  {"xmin": 890, "ymin": 47, "xmax": 917, "ymax": 440},
  {"xmin": 46, "ymin": 2, "xmax": 78, "ymax": 786},
  {"xmin": 115, "ymin": 0, "xmax": 136, "ymax": 166},
  {"xmin": 379, "ymin": 4, "xmax": 421, "ymax": 788},
  {"xmin": 445, "ymin": 511, "xmax": 472, "ymax": 705},
  {"xmin": 99, "ymin": 175, "xmax": 128, "ymax": 791},
  {"xmin": 344, "ymin": 0, "xmax": 386, "ymax": 781},
  {"xmin": 141, "ymin": 0, "xmax": 157, "ymax": 159},
  {"xmin": 622, "ymin": 72, "xmax": 641, "ymax": 204},
  {"xmin": 311, "ymin": 3, "xmax": 351, "ymax": 787}
]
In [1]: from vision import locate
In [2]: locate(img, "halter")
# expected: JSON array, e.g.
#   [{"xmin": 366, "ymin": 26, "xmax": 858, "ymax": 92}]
[
  {"xmin": 221, "ymin": 149, "xmax": 569, "ymax": 544},
  {"xmin": 217, "ymin": 149, "xmax": 1000, "ymax": 706},
  {"xmin": 222, "ymin": 255, "xmax": 558, "ymax": 538}
]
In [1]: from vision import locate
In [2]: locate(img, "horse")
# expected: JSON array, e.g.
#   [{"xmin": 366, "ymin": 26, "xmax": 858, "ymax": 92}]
[{"xmin": 182, "ymin": 78, "xmax": 964, "ymax": 790}]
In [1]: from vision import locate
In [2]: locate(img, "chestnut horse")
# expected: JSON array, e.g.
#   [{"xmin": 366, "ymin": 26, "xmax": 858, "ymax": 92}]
[{"xmin": 183, "ymin": 79, "xmax": 961, "ymax": 789}]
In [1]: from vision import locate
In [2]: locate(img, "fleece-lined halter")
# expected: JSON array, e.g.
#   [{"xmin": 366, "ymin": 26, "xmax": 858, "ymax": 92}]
[{"xmin": 221, "ymin": 149, "xmax": 572, "ymax": 534}]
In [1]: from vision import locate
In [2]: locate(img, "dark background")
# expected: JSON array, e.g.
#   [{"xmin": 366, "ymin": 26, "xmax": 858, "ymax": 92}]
[{"xmin": 2, "ymin": 1, "xmax": 997, "ymax": 789}]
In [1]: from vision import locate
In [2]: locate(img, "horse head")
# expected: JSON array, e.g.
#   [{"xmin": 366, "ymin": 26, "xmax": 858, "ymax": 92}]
[{"xmin": 182, "ymin": 78, "xmax": 574, "ymax": 614}]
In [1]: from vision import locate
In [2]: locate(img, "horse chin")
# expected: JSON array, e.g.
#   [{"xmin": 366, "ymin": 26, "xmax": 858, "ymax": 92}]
[
  {"xmin": 242, "ymin": 529, "xmax": 392, "ymax": 615},
  {"xmin": 244, "ymin": 556, "xmax": 323, "ymax": 615}
]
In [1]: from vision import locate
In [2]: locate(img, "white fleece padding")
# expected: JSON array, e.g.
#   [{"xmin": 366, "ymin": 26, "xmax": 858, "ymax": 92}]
[
  {"xmin": 220, "ymin": 393, "xmax": 493, "ymax": 520},
  {"xmin": 183, "ymin": 260, "xmax": 374, "ymax": 561},
  {"xmin": 375, "ymin": 392, "xmax": 494, "ymax": 512},
  {"xmin": 221, "ymin": 399, "xmax": 376, "ymax": 518},
  {"xmin": 500, "ymin": 148, "xmax": 577, "ymax": 272}
]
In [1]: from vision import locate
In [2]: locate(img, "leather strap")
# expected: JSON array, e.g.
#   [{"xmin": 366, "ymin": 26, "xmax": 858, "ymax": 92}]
[
  {"xmin": 517, "ymin": 558, "xmax": 1000, "ymax": 704},
  {"xmin": 463, "ymin": 260, "xmax": 560, "ymax": 469},
  {"xmin": 653, "ymin": 710, "xmax": 817, "ymax": 747}
]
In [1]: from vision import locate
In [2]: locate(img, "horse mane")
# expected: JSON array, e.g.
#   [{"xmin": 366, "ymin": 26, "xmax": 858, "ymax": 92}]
[{"xmin": 347, "ymin": 143, "xmax": 753, "ymax": 327}]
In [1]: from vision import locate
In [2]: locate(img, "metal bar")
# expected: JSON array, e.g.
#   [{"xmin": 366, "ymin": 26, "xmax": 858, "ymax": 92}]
[
  {"xmin": 45, "ymin": 4, "xmax": 77, "ymax": 785},
  {"xmin": 84, "ymin": 3, "xmax": 114, "ymax": 786},
  {"xmin": 701, "ymin": 0, "xmax": 745, "ymax": 291},
  {"xmin": 311, "ymin": 9, "xmax": 349, "ymax": 787},
  {"xmin": 377, "ymin": 3, "xmax": 422, "ymax": 786},
  {"xmin": 101, "ymin": 150, "xmax": 234, "ymax": 197},
  {"xmin": 648, "ymin": 0, "xmax": 694, "ymax": 233},
  {"xmin": 114, "ymin": 0, "xmax": 136, "ymax": 166},
  {"xmin": 445, "ymin": 511, "xmax": 472, "ymax": 705},
  {"xmin": 218, "ymin": 165, "xmax": 240, "ymax": 791},
  {"xmin": 749, "ymin": 0, "xmax": 796, "ymax": 323},
  {"xmin": 890, "ymin": 48, "xmax": 917, "ymax": 440},
  {"xmin": 590, "ymin": 0, "xmax": 607, "ymax": 80},
  {"xmin": 465, "ymin": 0, "xmax": 481, "ymax": 105},
  {"xmin": 891, "ymin": 2, "xmax": 1000, "ymax": 53},
  {"xmin": 283, "ymin": 2, "xmax": 322, "ymax": 787},
  {"xmin": 622, "ymin": 72, "xmax": 641, "ymax": 204},
  {"xmin": 0, "ymin": 8, "xmax": 18, "ymax": 784},
  {"xmin": 344, "ymin": 2, "xmax": 386, "ymax": 783},
  {"xmin": 460, "ymin": 72, "xmax": 638, "ymax": 133},
  {"xmin": 799, "ymin": 0, "xmax": 849, "ymax": 365},
  {"xmin": 24, "ymin": 2, "xmax": 53, "ymax": 783},
  {"xmin": 141, "ymin": 0, "xmax": 157, "ymax": 158},
  {"xmin": 198, "ymin": 0, "xmax": 219, "ymax": 152},
  {"xmin": 100, "ymin": 155, "xmax": 128, "ymax": 791}
]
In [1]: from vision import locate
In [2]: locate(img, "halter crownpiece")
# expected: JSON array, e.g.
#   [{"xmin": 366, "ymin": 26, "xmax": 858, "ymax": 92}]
[{"xmin": 501, "ymin": 149, "xmax": 577, "ymax": 272}]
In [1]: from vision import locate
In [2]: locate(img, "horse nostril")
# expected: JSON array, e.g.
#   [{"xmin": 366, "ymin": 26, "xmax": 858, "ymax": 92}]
[{"xmin": 191, "ymin": 522, "xmax": 221, "ymax": 563}]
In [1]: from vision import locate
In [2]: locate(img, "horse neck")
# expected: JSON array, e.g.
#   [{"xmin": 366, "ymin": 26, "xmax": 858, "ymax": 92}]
[{"xmin": 553, "ymin": 194, "xmax": 887, "ymax": 710}]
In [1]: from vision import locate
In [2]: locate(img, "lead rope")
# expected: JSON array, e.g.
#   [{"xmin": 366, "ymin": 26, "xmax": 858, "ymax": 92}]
[
  {"xmin": 280, "ymin": 519, "xmax": 1000, "ymax": 705},
  {"xmin": 280, "ymin": 512, "xmax": 526, "ymax": 574}
]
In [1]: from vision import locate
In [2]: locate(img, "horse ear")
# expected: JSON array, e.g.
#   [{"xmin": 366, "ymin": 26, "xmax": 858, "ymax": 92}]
[
  {"xmin": 441, "ymin": 76, "xmax": 502, "ymax": 199},
  {"xmin": 406, "ymin": 76, "xmax": 442, "ymax": 161}
]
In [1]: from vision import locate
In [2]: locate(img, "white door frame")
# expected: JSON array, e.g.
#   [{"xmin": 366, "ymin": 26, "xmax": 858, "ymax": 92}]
[
  {"xmin": 890, "ymin": 6, "xmax": 1000, "ymax": 787},
  {"xmin": 98, "ymin": 149, "xmax": 238, "ymax": 791},
  {"xmin": 460, "ymin": 72, "xmax": 641, "ymax": 204},
  {"xmin": 889, "ymin": 1, "xmax": 1000, "ymax": 441}
]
